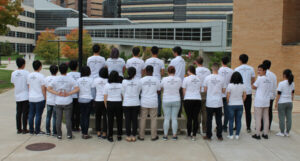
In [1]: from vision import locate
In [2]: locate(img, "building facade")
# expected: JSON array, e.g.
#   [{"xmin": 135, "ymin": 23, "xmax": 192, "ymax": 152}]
[
  {"xmin": 232, "ymin": 0, "xmax": 300, "ymax": 94},
  {"xmin": 121, "ymin": 0, "xmax": 233, "ymax": 23}
]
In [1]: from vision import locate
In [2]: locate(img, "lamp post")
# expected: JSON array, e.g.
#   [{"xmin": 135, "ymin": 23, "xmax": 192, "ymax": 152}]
[{"xmin": 78, "ymin": 0, "xmax": 83, "ymax": 71}]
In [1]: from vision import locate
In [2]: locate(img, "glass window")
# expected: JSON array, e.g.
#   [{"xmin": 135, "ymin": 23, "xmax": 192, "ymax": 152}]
[
  {"xmin": 176, "ymin": 28, "xmax": 183, "ymax": 40},
  {"xmin": 202, "ymin": 28, "xmax": 211, "ymax": 41}
]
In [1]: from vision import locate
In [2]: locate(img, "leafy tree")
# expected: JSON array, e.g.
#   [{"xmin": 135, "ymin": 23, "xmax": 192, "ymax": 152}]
[
  {"xmin": 0, "ymin": 0, "xmax": 23, "ymax": 35},
  {"xmin": 141, "ymin": 47, "xmax": 152, "ymax": 61},
  {"xmin": 208, "ymin": 52, "xmax": 231, "ymax": 68},
  {"xmin": 158, "ymin": 48, "xmax": 174, "ymax": 61},
  {"xmin": 98, "ymin": 43, "xmax": 110, "ymax": 59},
  {"xmin": 0, "ymin": 41, "xmax": 13, "ymax": 56}
]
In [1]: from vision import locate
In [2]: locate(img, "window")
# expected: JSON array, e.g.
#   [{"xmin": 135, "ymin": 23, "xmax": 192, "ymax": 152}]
[
  {"xmin": 135, "ymin": 28, "xmax": 152, "ymax": 39},
  {"xmin": 95, "ymin": 29, "xmax": 105, "ymax": 37},
  {"xmin": 120, "ymin": 29, "xmax": 134, "ymax": 38},
  {"xmin": 202, "ymin": 28, "xmax": 211, "ymax": 41},
  {"xmin": 192, "ymin": 28, "xmax": 201, "ymax": 41},
  {"xmin": 106, "ymin": 29, "xmax": 118, "ymax": 38},
  {"xmin": 27, "ymin": 33, "xmax": 35, "ymax": 39}
]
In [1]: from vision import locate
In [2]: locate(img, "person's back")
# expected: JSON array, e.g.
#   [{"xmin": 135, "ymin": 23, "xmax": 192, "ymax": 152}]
[
  {"xmin": 161, "ymin": 75, "xmax": 182, "ymax": 102},
  {"xmin": 169, "ymin": 46, "xmax": 185, "ymax": 80},
  {"xmin": 122, "ymin": 78, "xmax": 141, "ymax": 106},
  {"xmin": 106, "ymin": 57, "xmax": 125, "ymax": 77},
  {"xmin": 227, "ymin": 83, "xmax": 246, "ymax": 106},
  {"xmin": 27, "ymin": 68, "xmax": 45, "ymax": 103},
  {"xmin": 235, "ymin": 64, "xmax": 255, "ymax": 95},
  {"xmin": 77, "ymin": 76, "xmax": 94, "ymax": 101},
  {"xmin": 93, "ymin": 76, "xmax": 108, "ymax": 102},
  {"xmin": 254, "ymin": 75, "xmax": 272, "ymax": 107},
  {"xmin": 51, "ymin": 75, "xmax": 77, "ymax": 105},
  {"xmin": 218, "ymin": 66, "xmax": 233, "ymax": 95},
  {"xmin": 278, "ymin": 80, "xmax": 294, "ymax": 103},
  {"xmin": 11, "ymin": 68, "xmax": 29, "ymax": 102},
  {"xmin": 196, "ymin": 66, "xmax": 211, "ymax": 92},
  {"xmin": 182, "ymin": 75, "xmax": 201, "ymax": 100},
  {"xmin": 126, "ymin": 57, "xmax": 144, "ymax": 79},
  {"xmin": 144, "ymin": 57, "xmax": 164, "ymax": 80},
  {"xmin": 45, "ymin": 75, "xmax": 56, "ymax": 106},
  {"xmin": 140, "ymin": 75, "xmax": 160, "ymax": 107},
  {"xmin": 87, "ymin": 44, "xmax": 106, "ymax": 79},
  {"xmin": 204, "ymin": 74, "xmax": 225, "ymax": 107}
]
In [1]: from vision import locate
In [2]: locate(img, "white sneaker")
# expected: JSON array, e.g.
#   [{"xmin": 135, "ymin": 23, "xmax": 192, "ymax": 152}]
[
  {"xmin": 235, "ymin": 135, "xmax": 239, "ymax": 140},
  {"xmin": 284, "ymin": 132, "xmax": 290, "ymax": 137},
  {"xmin": 276, "ymin": 132, "xmax": 285, "ymax": 137},
  {"xmin": 227, "ymin": 135, "xmax": 233, "ymax": 139}
]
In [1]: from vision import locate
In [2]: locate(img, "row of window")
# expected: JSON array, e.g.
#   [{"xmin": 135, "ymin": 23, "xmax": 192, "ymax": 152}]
[
  {"xmin": 0, "ymin": 43, "xmax": 34, "ymax": 53},
  {"xmin": 5, "ymin": 31, "xmax": 35, "ymax": 39},
  {"xmin": 18, "ymin": 21, "xmax": 35, "ymax": 29},
  {"xmin": 20, "ymin": 11, "xmax": 35, "ymax": 18}
]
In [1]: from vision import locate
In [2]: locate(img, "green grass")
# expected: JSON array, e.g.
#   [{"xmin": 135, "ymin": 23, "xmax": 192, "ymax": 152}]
[
  {"xmin": 0, "ymin": 64, "xmax": 7, "ymax": 68},
  {"xmin": 0, "ymin": 69, "xmax": 13, "ymax": 93},
  {"xmin": 1, "ymin": 55, "xmax": 23, "ymax": 61}
]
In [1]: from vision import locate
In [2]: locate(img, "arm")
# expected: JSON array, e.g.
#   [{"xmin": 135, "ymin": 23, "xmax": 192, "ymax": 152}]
[
  {"xmin": 274, "ymin": 92, "xmax": 281, "ymax": 110},
  {"xmin": 42, "ymin": 85, "xmax": 46, "ymax": 99},
  {"xmin": 104, "ymin": 95, "xmax": 108, "ymax": 108},
  {"xmin": 161, "ymin": 69, "xmax": 165, "ymax": 77},
  {"xmin": 252, "ymin": 85, "xmax": 257, "ymax": 90},
  {"xmin": 222, "ymin": 88, "xmax": 226, "ymax": 94},
  {"xmin": 242, "ymin": 91, "xmax": 247, "ymax": 101},
  {"xmin": 122, "ymin": 66, "xmax": 126, "ymax": 75},
  {"xmin": 204, "ymin": 86, "xmax": 207, "ymax": 93},
  {"xmin": 251, "ymin": 77, "xmax": 255, "ymax": 85},
  {"xmin": 182, "ymin": 88, "xmax": 186, "ymax": 98},
  {"xmin": 65, "ymin": 86, "xmax": 79, "ymax": 96},
  {"xmin": 226, "ymin": 91, "xmax": 230, "ymax": 103},
  {"xmin": 47, "ymin": 86, "xmax": 61, "ymax": 96}
]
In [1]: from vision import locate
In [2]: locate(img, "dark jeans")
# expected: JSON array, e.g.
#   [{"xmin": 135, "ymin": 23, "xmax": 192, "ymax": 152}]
[
  {"xmin": 178, "ymin": 88, "xmax": 183, "ymax": 117},
  {"xmin": 71, "ymin": 98, "xmax": 80, "ymax": 130},
  {"xmin": 228, "ymin": 105, "xmax": 243, "ymax": 136},
  {"xmin": 222, "ymin": 98, "xmax": 229, "ymax": 130},
  {"xmin": 46, "ymin": 105, "xmax": 57, "ymax": 134},
  {"xmin": 261, "ymin": 99, "xmax": 274, "ymax": 130},
  {"xmin": 29, "ymin": 100, "xmax": 45, "ymax": 134},
  {"xmin": 94, "ymin": 101, "xmax": 107, "ymax": 133},
  {"xmin": 107, "ymin": 101, "xmax": 123, "ymax": 137},
  {"xmin": 16, "ymin": 101, "xmax": 29, "ymax": 131},
  {"xmin": 206, "ymin": 107, "xmax": 222, "ymax": 138},
  {"xmin": 123, "ymin": 106, "xmax": 140, "ymax": 136},
  {"xmin": 157, "ymin": 93, "xmax": 162, "ymax": 116},
  {"xmin": 80, "ymin": 102, "xmax": 92, "ymax": 135},
  {"xmin": 244, "ymin": 94, "xmax": 252, "ymax": 130},
  {"xmin": 184, "ymin": 100, "xmax": 201, "ymax": 136},
  {"xmin": 56, "ymin": 104, "xmax": 72, "ymax": 137}
]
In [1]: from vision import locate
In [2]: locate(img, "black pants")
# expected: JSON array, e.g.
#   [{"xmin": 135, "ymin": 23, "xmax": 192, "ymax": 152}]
[
  {"xmin": 206, "ymin": 107, "xmax": 222, "ymax": 138},
  {"xmin": 72, "ymin": 98, "xmax": 80, "ymax": 130},
  {"xmin": 123, "ymin": 106, "xmax": 140, "ymax": 136},
  {"xmin": 80, "ymin": 102, "xmax": 92, "ymax": 135},
  {"xmin": 107, "ymin": 101, "xmax": 123, "ymax": 137},
  {"xmin": 244, "ymin": 95, "xmax": 252, "ymax": 130},
  {"xmin": 261, "ymin": 99, "xmax": 274, "ymax": 130},
  {"xmin": 94, "ymin": 101, "xmax": 107, "ymax": 133},
  {"xmin": 184, "ymin": 100, "xmax": 201, "ymax": 136},
  {"xmin": 16, "ymin": 101, "xmax": 29, "ymax": 131},
  {"xmin": 178, "ymin": 88, "xmax": 183, "ymax": 117}
]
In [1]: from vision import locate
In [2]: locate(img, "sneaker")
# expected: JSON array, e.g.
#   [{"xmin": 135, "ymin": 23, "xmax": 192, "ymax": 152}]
[
  {"xmin": 108, "ymin": 137, "xmax": 114, "ymax": 142},
  {"xmin": 247, "ymin": 129, "xmax": 252, "ymax": 133},
  {"xmin": 191, "ymin": 136, "xmax": 196, "ymax": 141},
  {"xmin": 46, "ymin": 132, "xmax": 51, "ymax": 136},
  {"xmin": 117, "ymin": 136, "xmax": 122, "ymax": 141},
  {"xmin": 137, "ymin": 136, "xmax": 144, "ymax": 141},
  {"xmin": 276, "ymin": 132, "xmax": 285, "ymax": 137},
  {"xmin": 252, "ymin": 134, "xmax": 261, "ymax": 140},
  {"xmin": 162, "ymin": 136, "xmax": 168, "ymax": 141},
  {"xmin": 218, "ymin": 137, "xmax": 223, "ymax": 141},
  {"xmin": 22, "ymin": 129, "xmax": 29, "ymax": 134},
  {"xmin": 151, "ymin": 136, "xmax": 159, "ymax": 141},
  {"xmin": 203, "ymin": 136, "xmax": 211, "ymax": 141},
  {"xmin": 284, "ymin": 132, "xmax": 290, "ymax": 137},
  {"xmin": 101, "ymin": 135, "xmax": 107, "ymax": 139},
  {"xmin": 57, "ymin": 136, "xmax": 62, "ymax": 140},
  {"xmin": 172, "ymin": 136, "xmax": 178, "ymax": 141},
  {"xmin": 52, "ymin": 133, "xmax": 57, "ymax": 137},
  {"xmin": 262, "ymin": 134, "xmax": 268, "ymax": 139},
  {"xmin": 67, "ymin": 135, "xmax": 72, "ymax": 139},
  {"xmin": 17, "ymin": 130, "xmax": 22, "ymax": 134},
  {"xmin": 29, "ymin": 132, "xmax": 35, "ymax": 135},
  {"xmin": 227, "ymin": 135, "xmax": 233, "ymax": 139},
  {"xmin": 36, "ymin": 131, "xmax": 45, "ymax": 135},
  {"xmin": 235, "ymin": 135, "xmax": 240, "ymax": 140}
]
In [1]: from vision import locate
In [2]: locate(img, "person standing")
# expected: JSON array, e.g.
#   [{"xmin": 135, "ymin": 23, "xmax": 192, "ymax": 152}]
[
  {"xmin": 218, "ymin": 56, "xmax": 233, "ymax": 132},
  {"xmin": 144, "ymin": 46, "xmax": 165, "ymax": 117},
  {"xmin": 126, "ymin": 47, "xmax": 144, "ymax": 79},
  {"xmin": 47, "ymin": 63, "xmax": 79, "ymax": 140},
  {"xmin": 203, "ymin": 63, "xmax": 226, "ymax": 141},
  {"xmin": 195, "ymin": 56, "xmax": 211, "ymax": 134},
  {"xmin": 105, "ymin": 48, "xmax": 126, "ymax": 79},
  {"xmin": 275, "ymin": 69, "xmax": 294, "ymax": 137},
  {"xmin": 234, "ymin": 54, "xmax": 255, "ymax": 133},
  {"xmin": 44, "ymin": 65, "xmax": 58, "ymax": 136},
  {"xmin": 139, "ymin": 65, "xmax": 161, "ymax": 141},
  {"xmin": 11, "ymin": 58, "xmax": 30, "ymax": 134},
  {"xmin": 122, "ymin": 67, "xmax": 141, "ymax": 142},
  {"xmin": 87, "ymin": 44, "xmax": 106, "ymax": 79},
  {"xmin": 27, "ymin": 60, "xmax": 46, "ymax": 135},
  {"xmin": 67, "ymin": 60, "xmax": 81, "ymax": 132},
  {"xmin": 252, "ymin": 64, "xmax": 272, "ymax": 140},
  {"xmin": 182, "ymin": 66, "xmax": 201, "ymax": 141}
]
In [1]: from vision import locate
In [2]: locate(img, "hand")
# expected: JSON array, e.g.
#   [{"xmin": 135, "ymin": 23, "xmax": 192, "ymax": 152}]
[
  {"xmin": 274, "ymin": 104, "xmax": 278, "ymax": 111},
  {"xmin": 64, "ymin": 92, "xmax": 71, "ymax": 97},
  {"xmin": 58, "ymin": 92, "xmax": 64, "ymax": 97}
]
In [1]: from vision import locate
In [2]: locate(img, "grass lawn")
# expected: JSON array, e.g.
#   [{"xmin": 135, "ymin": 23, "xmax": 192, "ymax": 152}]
[
  {"xmin": 0, "ymin": 69, "xmax": 13, "ymax": 93},
  {"xmin": 1, "ymin": 55, "xmax": 23, "ymax": 61},
  {"xmin": 0, "ymin": 64, "xmax": 7, "ymax": 68}
]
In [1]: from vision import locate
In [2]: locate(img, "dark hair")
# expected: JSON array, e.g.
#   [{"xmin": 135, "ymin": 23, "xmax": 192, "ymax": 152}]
[
  {"xmin": 80, "ymin": 66, "xmax": 91, "ymax": 77},
  {"xmin": 99, "ymin": 67, "xmax": 108, "ymax": 79},
  {"xmin": 283, "ymin": 69, "xmax": 294, "ymax": 85},
  {"xmin": 16, "ymin": 57, "xmax": 25, "ymax": 68},
  {"xmin": 172, "ymin": 46, "xmax": 182, "ymax": 56},
  {"xmin": 32, "ymin": 60, "xmax": 42, "ymax": 71},
  {"xmin": 145, "ymin": 65, "xmax": 153, "ymax": 75},
  {"xmin": 258, "ymin": 64, "xmax": 267, "ymax": 71},
  {"xmin": 108, "ymin": 71, "xmax": 120, "ymax": 83},
  {"xmin": 49, "ymin": 65, "xmax": 58, "ymax": 75},
  {"xmin": 168, "ymin": 66, "xmax": 176, "ymax": 74},
  {"xmin": 110, "ymin": 48, "xmax": 119, "ymax": 59},
  {"xmin": 93, "ymin": 44, "xmax": 100, "ymax": 53},
  {"xmin": 59, "ymin": 63, "xmax": 68, "ymax": 74},
  {"xmin": 196, "ymin": 56, "xmax": 203, "ymax": 65},
  {"xmin": 127, "ymin": 67, "xmax": 136, "ymax": 80},
  {"xmin": 239, "ymin": 54, "xmax": 248, "ymax": 64},
  {"xmin": 212, "ymin": 62, "xmax": 220, "ymax": 71},
  {"xmin": 230, "ymin": 72, "xmax": 243, "ymax": 84},
  {"xmin": 222, "ymin": 56, "xmax": 230, "ymax": 65},
  {"xmin": 262, "ymin": 60, "xmax": 271, "ymax": 69},
  {"xmin": 187, "ymin": 65, "xmax": 195, "ymax": 74},
  {"xmin": 151, "ymin": 46, "xmax": 159, "ymax": 55},
  {"xmin": 68, "ymin": 60, "xmax": 78, "ymax": 71},
  {"xmin": 132, "ymin": 47, "xmax": 140, "ymax": 56}
]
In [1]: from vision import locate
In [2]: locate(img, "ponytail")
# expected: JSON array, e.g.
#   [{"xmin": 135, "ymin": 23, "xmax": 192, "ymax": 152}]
[
  {"xmin": 288, "ymin": 74, "xmax": 294, "ymax": 85},
  {"xmin": 283, "ymin": 69, "xmax": 294, "ymax": 85},
  {"xmin": 127, "ymin": 67, "xmax": 136, "ymax": 80}
]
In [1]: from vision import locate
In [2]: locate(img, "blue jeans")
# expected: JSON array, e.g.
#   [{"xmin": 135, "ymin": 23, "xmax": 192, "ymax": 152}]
[
  {"xmin": 222, "ymin": 98, "xmax": 229, "ymax": 130},
  {"xmin": 163, "ymin": 101, "xmax": 180, "ymax": 136},
  {"xmin": 46, "ymin": 105, "xmax": 57, "ymax": 134},
  {"xmin": 157, "ymin": 93, "xmax": 162, "ymax": 116},
  {"xmin": 80, "ymin": 102, "xmax": 92, "ymax": 135},
  {"xmin": 228, "ymin": 105, "xmax": 243, "ymax": 136},
  {"xmin": 29, "ymin": 100, "xmax": 45, "ymax": 134}
]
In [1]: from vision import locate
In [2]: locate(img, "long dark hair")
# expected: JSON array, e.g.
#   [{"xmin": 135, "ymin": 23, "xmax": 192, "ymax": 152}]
[
  {"xmin": 127, "ymin": 67, "xmax": 136, "ymax": 80},
  {"xmin": 110, "ymin": 48, "xmax": 119, "ymax": 59},
  {"xmin": 230, "ymin": 72, "xmax": 243, "ymax": 84},
  {"xmin": 283, "ymin": 69, "xmax": 294, "ymax": 85}
]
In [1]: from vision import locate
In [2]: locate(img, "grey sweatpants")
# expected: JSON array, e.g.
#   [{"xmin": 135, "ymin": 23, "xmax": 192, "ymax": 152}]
[
  {"xmin": 278, "ymin": 102, "xmax": 293, "ymax": 133},
  {"xmin": 56, "ymin": 104, "xmax": 72, "ymax": 137}
]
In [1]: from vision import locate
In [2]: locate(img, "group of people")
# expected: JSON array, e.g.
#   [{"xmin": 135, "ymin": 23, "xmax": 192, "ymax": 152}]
[{"xmin": 11, "ymin": 44, "xmax": 295, "ymax": 142}]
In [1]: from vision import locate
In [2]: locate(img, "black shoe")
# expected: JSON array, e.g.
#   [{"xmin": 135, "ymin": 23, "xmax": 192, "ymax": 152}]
[
  {"xmin": 117, "ymin": 136, "xmax": 122, "ymax": 141},
  {"xmin": 158, "ymin": 114, "xmax": 161, "ymax": 117},
  {"xmin": 223, "ymin": 128, "xmax": 228, "ymax": 133},
  {"xmin": 108, "ymin": 137, "xmax": 114, "ymax": 142},
  {"xmin": 17, "ymin": 130, "xmax": 22, "ymax": 134},
  {"xmin": 67, "ymin": 135, "xmax": 72, "ymax": 139},
  {"xmin": 36, "ymin": 131, "xmax": 46, "ymax": 135},
  {"xmin": 82, "ymin": 135, "xmax": 92, "ymax": 139},
  {"xmin": 151, "ymin": 136, "xmax": 159, "ymax": 141},
  {"xmin": 172, "ymin": 136, "xmax": 178, "ymax": 141},
  {"xmin": 137, "ymin": 136, "xmax": 144, "ymax": 141},
  {"xmin": 163, "ymin": 136, "xmax": 168, "ymax": 141},
  {"xmin": 101, "ymin": 135, "xmax": 107, "ymax": 139},
  {"xmin": 252, "ymin": 134, "xmax": 261, "ymax": 140},
  {"xmin": 203, "ymin": 136, "xmax": 212, "ymax": 141},
  {"xmin": 262, "ymin": 134, "xmax": 268, "ymax": 139},
  {"xmin": 247, "ymin": 129, "xmax": 252, "ymax": 133},
  {"xmin": 22, "ymin": 129, "xmax": 29, "ymax": 134},
  {"xmin": 218, "ymin": 137, "xmax": 224, "ymax": 141},
  {"xmin": 57, "ymin": 136, "xmax": 62, "ymax": 140}
]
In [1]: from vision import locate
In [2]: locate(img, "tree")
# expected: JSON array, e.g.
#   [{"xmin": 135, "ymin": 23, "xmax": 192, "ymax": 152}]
[
  {"xmin": 0, "ymin": 41, "xmax": 13, "ymax": 56},
  {"xmin": 208, "ymin": 52, "xmax": 231, "ymax": 68},
  {"xmin": 61, "ymin": 29, "xmax": 92, "ymax": 62},
  {"xmin": 158, "ymin": 48, "xmax": 174, "ymax": 61},
  {"xmin": 0, "ymin": 0, "xmax": 23, "ymax": 35},
  {"xmin": 98, "ymin": 43, "xmax": 110, "ymax": 59},
  {"xmin": 33, "ymin": 29, "xmax": 58, "ymax": 64}
]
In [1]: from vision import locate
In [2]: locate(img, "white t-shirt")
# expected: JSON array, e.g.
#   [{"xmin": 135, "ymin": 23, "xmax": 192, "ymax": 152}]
[
  {"xmin": 126, "ymin": 57, "xmax": 144, "ymax": 79},
  {"xmin": 277, "ymin": 80, "xmax": 295, "ymax": 103},
  {"xmin": 27, "ymin": 72, "xmax": 45, "ymax": 102},
  {"xmin": 77, "ymin": 77, "xmax": 93, "ymax": 100},
  {"xmin": 11, "ymin": 69, "xmax": 29, "ymax": 102},
  {"xmin": 50, "ymin": 75, "xmax": 78, "ymax": 105},
  {"xmin": 92, "ymin": 77, "xmax": 108, "ymax": 102},
  {"xmin": 196, "ymin": 66, "xmax": 211, "ymax": 92},
  {"xmin": 227, "ymin": 83, "xmax": 246, "ymax": 106},
  {"xmin": 253, "ymin": 76, "xmax": 272, "ymax": 107},
  {"xmin": 45, "ymin": 75, "xmax": 56, "ymax": 106},
  {"xmin": 203, "ymin": 74, "xmax": 226, "ymax": 108},
  {"xmin": 122, "ymin": 79, "xmax": 141, "ymax": 106},
  {"xmin": 161, "ymin": 76, "xmax": 182, "ymax": 103},
  {"xmin": 104, "ymin": 83, "xmax": 122, "ymax": 102},
  {"xmin": 144, "ymin": 57, "xmax": 165, "ymax": 80},
  {"xmin": 266, "ymin": 70, "xmax": 277, "ymax": 100},
  {"xmin": 234, "ymin": 64, "xmax": 255, "ymax": 95},
  {"xmin": 87, "ymin": 55, "xmax": 106, "ymax": 79},
  {"xmin": 169, "ymin": 56, "xmax": 186, "ymax": 81},
  {"xmin": 182, "ymin": 75, "xmax": 201, "ymax": 100},
  {"xmin": 67, "ymin": 71, "xmax": 81, "ymax": 98},
  {"xmin": 105, "ymin": 58, "xmax": 125, "ymax": 77},
  {"xmin": 140, "ymin": 76, "xmax": 161, "ymax": 108},
  {"xmin": 218, "ymin": 66, "xmax": 233, "ymax": 97}
]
